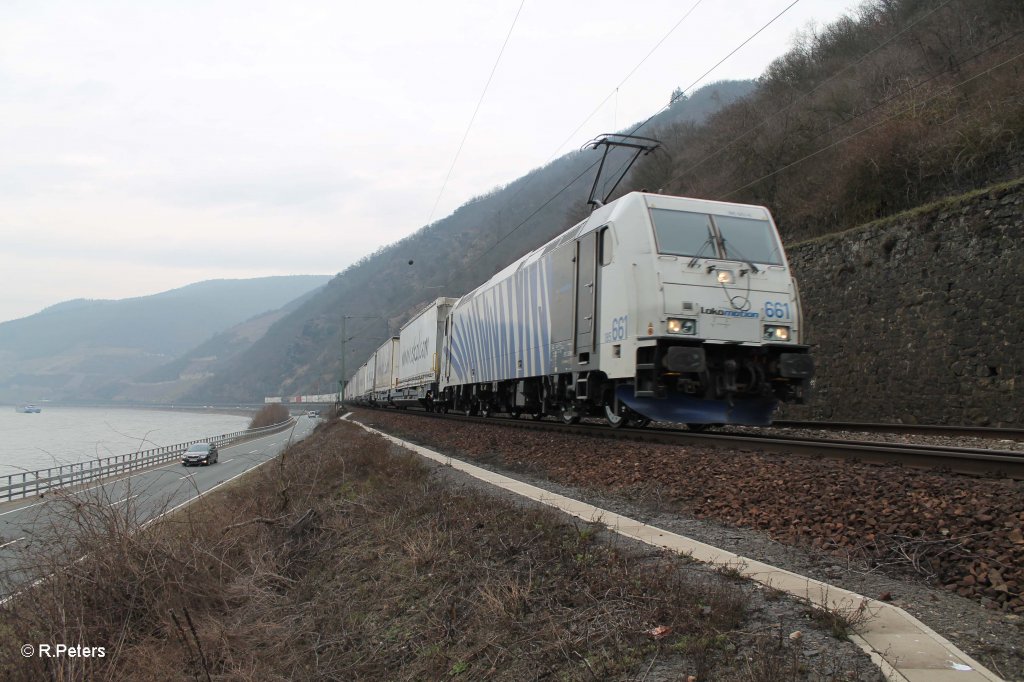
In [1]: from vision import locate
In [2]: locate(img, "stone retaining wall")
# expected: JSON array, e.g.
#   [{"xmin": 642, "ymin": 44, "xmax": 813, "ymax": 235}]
[{"xmin": 785, "ymin": 179, "xmax": 1023, "ymax": 426}]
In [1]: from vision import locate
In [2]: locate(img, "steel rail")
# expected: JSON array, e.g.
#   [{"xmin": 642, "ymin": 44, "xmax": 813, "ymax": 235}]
[
  {"xmin": 771, "ymin": 420, "xmax": 1024, "ymax": 441},
  {"xmin": 352, "ymin": 406, "xmax": 1024, "ymax": 480}
]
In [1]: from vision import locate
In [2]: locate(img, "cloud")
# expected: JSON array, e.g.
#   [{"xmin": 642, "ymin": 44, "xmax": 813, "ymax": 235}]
[{"xmin": 150, "ymin": 169, "xmax": 363, "ymax": 210}]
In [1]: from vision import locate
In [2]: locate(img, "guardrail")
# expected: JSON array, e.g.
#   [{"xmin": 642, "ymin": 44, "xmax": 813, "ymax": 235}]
[{"xmin": 0, "ymin": 418, "xmax": 296, "ymax": 503}]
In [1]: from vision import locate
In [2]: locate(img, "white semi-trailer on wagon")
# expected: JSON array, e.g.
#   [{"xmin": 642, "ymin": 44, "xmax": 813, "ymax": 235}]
[
  {"xmin": 372, "ymin": 337, "xmax": 400, "ymax": 404},
  {"xmin": 392, "ymin": 297, "xmax": 458, "ymax": 410}
]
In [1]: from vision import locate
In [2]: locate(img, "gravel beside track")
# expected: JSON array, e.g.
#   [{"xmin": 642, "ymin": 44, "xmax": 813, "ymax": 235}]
[{"xmin": 354, "ymin": 408, "xmax": 1024, "ymax": 680}]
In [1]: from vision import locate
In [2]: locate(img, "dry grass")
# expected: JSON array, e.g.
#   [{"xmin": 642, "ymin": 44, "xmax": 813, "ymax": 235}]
[{"xmin": 0, "ymin": 420, "xmax": 869, "ymax": 680}]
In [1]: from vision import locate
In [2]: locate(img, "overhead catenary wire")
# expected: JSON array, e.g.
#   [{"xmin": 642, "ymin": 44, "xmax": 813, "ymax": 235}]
[
  {"xmin": 579, "ymin": 0, "xmax": 806, "ymax": 205},
  {"xmin": 793, "ymin": 27, "xmax": 1024, "ymax": 149},
  {"xmin": 602, "ymin": 5, "xmax": 1021, "ymax": 206},
  {"xmin": 425, "ymin": 0, "xmax": 527, "ymax": 228},
  {"xmin": 543, "ymin": 0, "xmax": 704, "ymax": 164},
  {"xmin": 627, "ymin": 0, "xmax": 801, "ymax": 138},
  {"xmin": 480, "ymin": 1, "xmax": 803, "ymax": 260},
  {"xmin": 666, "ymin": 0, "xmax": 958, "ymax": 188},
  {"xmin": 499, "ymin": 0, "xmax": 705, "ymax": 211},
  {"xmin": 718, "ymin": 41, "xmax": 1024, "ymax": 200}
]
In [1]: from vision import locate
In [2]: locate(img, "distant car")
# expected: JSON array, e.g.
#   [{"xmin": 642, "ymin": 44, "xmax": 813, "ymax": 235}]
[
  {"xmin": 307, "ymin": 410, "xmax": 319, "ymax": 418},
  {"xmin": 182, "ymin": 442, "xmax": 218, "ymax": 466}
]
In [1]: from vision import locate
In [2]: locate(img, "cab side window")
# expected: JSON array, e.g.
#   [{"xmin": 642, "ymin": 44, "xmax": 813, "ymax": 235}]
[{"xmin": 599, "ymin": 226, "xmax": 613, "ymax": 266}]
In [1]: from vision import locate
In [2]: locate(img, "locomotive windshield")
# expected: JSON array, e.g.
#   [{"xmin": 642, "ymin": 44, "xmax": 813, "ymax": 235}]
[
  {"xmin": 715, "ymin": 215, "xmax": 783, "ymax": 265},
  {"xmin": 648, "ymin": 209, "xmax": 714, "ymax": 257},
  {"xmin": 650, "ymin": 208, "xmax": 783, "ymax": 265}
]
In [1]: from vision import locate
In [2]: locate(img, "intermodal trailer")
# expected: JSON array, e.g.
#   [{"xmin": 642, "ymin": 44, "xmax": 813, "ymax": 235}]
[
  {"xmin": 393, "ymin": 297, "xmax": 458, "ymax": 409},
  {"xmin": 372, "ymin": 337, "xmax": 400, "ymax": 404}
]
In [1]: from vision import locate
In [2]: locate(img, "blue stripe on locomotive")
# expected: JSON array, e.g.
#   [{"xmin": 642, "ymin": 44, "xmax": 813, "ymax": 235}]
[{"xmin": 447, "ymin": 253, "xmax": 553, "ymax": 385}]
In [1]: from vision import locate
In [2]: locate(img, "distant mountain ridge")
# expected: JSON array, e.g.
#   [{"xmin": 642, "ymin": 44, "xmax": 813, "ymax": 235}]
[{"xmin": 0, "ymin": 275, "xmax": 330, "ymax": 403}]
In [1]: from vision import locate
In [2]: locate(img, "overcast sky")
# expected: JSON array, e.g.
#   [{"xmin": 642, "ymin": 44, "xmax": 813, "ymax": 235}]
[{"xmin": 0, "ymin": 0, "xmax": 856, "ymax": 324}]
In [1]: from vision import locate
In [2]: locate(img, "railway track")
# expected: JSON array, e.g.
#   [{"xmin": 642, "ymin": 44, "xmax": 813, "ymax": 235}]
[
  {"xmin": 772, "ymin": 419, "xmax": 1024, "ymax": 441},
  {"xmin": 352, "ymin": 406, "xmax": 1024, "ymax": 480}
]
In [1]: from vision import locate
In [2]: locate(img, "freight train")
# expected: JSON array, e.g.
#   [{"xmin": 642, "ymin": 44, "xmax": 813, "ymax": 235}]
[{"xmin": 343, "ymin": 190, "xmax": 813, "ymax": 428}]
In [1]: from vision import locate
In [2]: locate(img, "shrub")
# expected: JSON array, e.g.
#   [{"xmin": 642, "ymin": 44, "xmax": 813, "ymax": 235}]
[{"xmin": 248, "ymin": 403, "xmax": 290, "ymax": 429}]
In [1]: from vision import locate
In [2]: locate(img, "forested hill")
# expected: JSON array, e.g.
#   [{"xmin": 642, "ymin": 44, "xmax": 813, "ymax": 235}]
[
  {"xmin": 186, "ymin": 81, "xmax": 756, "ymax": 402},
  {"xmin": 193, "ymin": 0, "xmax": 1024, "ymax": 404}
]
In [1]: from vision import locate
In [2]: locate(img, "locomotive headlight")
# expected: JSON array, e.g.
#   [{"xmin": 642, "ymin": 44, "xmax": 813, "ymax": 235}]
[
  {"xmin": 763, "ymin": 324, "xmax": 791, "ymax": 341},
  {"xmin": 716, "ymin": 270, "xmax": 734, "ymax": 285},
  {"xmin": 667, "ymin": 318, "xmax": 696, "ymax": 335}
]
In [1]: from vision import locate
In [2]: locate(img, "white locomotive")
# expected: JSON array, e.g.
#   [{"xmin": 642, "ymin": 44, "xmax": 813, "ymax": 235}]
[{"xmin": 344, "ymin": 190, "xmax": 813, "ymax": 428}]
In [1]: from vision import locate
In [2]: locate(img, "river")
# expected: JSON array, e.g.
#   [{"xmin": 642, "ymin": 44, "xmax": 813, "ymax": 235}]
[{"xmin": 0, "ymin": 405, "xmax": 253, "ymax": 478}]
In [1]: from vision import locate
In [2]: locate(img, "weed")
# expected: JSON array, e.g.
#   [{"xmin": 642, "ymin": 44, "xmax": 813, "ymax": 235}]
[
  {"xmin": 808, "ymin": 595, "xmax": 876, "ymax": 640},
  {"xmin": 715, "ymin": 560, "xmax": 749, "ymax": 581}
]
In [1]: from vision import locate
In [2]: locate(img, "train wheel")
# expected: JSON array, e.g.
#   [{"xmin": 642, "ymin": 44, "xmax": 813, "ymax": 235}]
[
  {"xmin": 530, "ymin": 410, "xmax": 544, "ymax": 421},
  {"xmin": 604, "ymin": 403, "xmax": 629, "ymax": 429},
  {"xmin": 480, "ymin": 404, "xmax": 491, "ymax": 418},
  {"xmin": 510, "ymin": 407, "xmax": 522, "ymax": 419},
  {"xmin": 634, "ymin": 417, "xmax": 651, "ymax": 428},
  {"xmin": 561, "ymin": 405, "xmax": 580, "ymax": 425}
]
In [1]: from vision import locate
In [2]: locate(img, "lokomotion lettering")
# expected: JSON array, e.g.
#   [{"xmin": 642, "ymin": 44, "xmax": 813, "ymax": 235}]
[{"xmin": 700, "ymin": 307, "xmax": 759, "ymax": 319}]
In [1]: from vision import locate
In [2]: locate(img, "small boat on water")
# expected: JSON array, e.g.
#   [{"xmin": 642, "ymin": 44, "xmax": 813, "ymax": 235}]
[{"xmin": 20, "ymin": 404, "xmax": 42, "ymax": 413}]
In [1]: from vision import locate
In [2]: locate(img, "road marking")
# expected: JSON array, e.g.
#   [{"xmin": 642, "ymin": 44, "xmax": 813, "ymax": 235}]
[
  {"xmin": 69, "ymin": 457, "xmax": 187, "ymax": 495},
  {"xmin": 109, "ymin": 494, "xmax": 139, "ymax": 507},
  {"xmin": 154, "ymin": 456, "xmax": 191, "ymax": 469},
  {"xmin": 0, "ymin": 537, "xmax": 25, "ymax": 550},
  {"xmin": 0, "ymin": 501, "xmax": 46, "ymax": 517},
  {"xmin": 222, "ymin": 459, "xmax": 234, "ymax": 464},
  {"xmin": 143, "ymin": 454, "xmax": 282, "ymax": 528},
  {"xmin": 1, "ymin": 458, "xmax": 185, "ymax": 516},
  {"xmin": 248, "ymin": 450, "xmax": 259, "ymax": 454}
]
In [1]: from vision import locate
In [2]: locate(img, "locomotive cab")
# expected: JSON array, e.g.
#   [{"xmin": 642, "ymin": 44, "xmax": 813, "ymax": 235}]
[{"xmin": 602, "ymin": 193, "xmax": 813, "ymax": 425}]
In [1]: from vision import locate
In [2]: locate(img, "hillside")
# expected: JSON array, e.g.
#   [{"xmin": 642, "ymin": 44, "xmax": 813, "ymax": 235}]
[
  {"xmin": 106, "ymin": 286, "xmax": 326, "ymax": 404},
  {"xmin": 183, "ymin": 81, "xmax": 756, "ymax": 402},
  {"xmin": 190, "ymin": 0, "xmax": 1024, "ymax": 413},
  {"xmin": 0, "ymin": 275, "xmax": 329, "ymax": 403}
]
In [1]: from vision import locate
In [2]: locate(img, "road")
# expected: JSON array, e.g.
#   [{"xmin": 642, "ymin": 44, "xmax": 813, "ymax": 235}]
[{"xmin": 0, "ymin": 415, "xmax": 318, "ymax": 588}]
